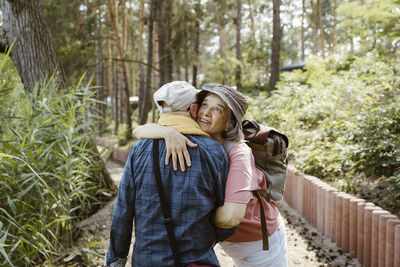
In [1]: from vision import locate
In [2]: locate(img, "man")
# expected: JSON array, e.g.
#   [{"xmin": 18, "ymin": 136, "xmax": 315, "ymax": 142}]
[{"xmin": 105, "ymin": 81, "xmax": 236, "ymax": 266}]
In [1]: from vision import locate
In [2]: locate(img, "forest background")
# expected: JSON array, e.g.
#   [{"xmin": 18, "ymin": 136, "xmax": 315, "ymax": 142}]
[{"xmin": 0, "ymin": 0, "xmax": 399, "ymax": 265}]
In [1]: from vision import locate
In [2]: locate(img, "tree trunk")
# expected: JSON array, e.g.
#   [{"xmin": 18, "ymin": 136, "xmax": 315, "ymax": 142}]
[
  {"xmin": 157, "ymin": 0, "xmax": 167, "ymax": 86},
  {"xmin": 122, "ymin": 0, "xmax": 128, "ymax": 52},
  {"xmin": 138, "ymin": 0, "xmax": 145, "ymax": 114},
  {"xmin": 157, "ymin": 0, "xmax": 172, "ymax": 86},
  {"xmin": 0, "ymin": 0, "xmax": 67, "ymax": 92},
  {"xmin": 301, "ymin": 0, "xmax": 305, "ymax": 61},
  {"xmin": 139, "ymin": 0, "xmax": 156, "ymax": 125},
  {"xmin": 235, "ymin": 0, "xmax": 242, "ymax": 90},
  {"xmin": 192, "ymin": 1, "xmax": 200, "ymax": 88},
  {"xmin": 165, "ymin": 3, "xmax": 173, "ymax": 82},
  {"xmin": 113, "ymin": 48, "xmax": 119, "ymax": 136},
  {"xmin": 185, "ymin": 38, "xmax": 189, "ymax": 82},
  {"xmin": 331, "ymin": 0, "xmax": 337, "ymax": 55},
  {"xmin": 216, "ymin": 8, "xmax": 228, "ymax": 56},
  {"xmin": 151, "ymin": 29, "xmax": 158, "ymax": 123},
  {"xmin": 176, "ymin": 65, "xmax": 182, "ymax": 80},
  {"xmin": 247, "ymin": 0, "xmax": 256, "ymax": 40},
  {"xmin": 317, "ymin": 0, "xmax": 325, "ymax": 58},
  {"xmin": 118, "ymin": 67, "xmax": 124, "ymax": 127},
  {"xmin": 106, "ymin": 0, "xmax": 132, "ymax": 138},
  {"xmin": 96, "ymin": 0, "xmax": 106, "ymax": 132},
  {"xmin": 269, "ymin": 0, "xmax": 281, "ymax": 92},
  {"xmin": 106, "ymin": 35, "xmax": 115, "ymax": 132},
  {"xmin": 130, "ymin": 4, "xmax": 137, "ymax": 96},
  {"xmin": 310, "ymin": 0, "xmax": 318, "ymax": 55}
]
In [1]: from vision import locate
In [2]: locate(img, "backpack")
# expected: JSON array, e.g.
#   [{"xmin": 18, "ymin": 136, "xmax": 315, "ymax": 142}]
[
  {"xmin": 224, "ymin": 119, "xmax": 289, "ymax": 202},
  {"xmin": 223, "ymin": 119, "xmax": 288, "ymax": 250}
]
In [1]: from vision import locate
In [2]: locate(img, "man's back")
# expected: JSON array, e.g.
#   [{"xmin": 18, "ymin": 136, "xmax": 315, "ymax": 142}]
[{"xmin": 107, "ymin": 135, "xmax": 230, "ymax": 266}]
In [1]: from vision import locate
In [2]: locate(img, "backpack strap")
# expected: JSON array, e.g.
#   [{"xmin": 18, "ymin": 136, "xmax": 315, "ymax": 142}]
[
  {"xmin": 152, "ymin": 140, "xmax": 183, "ymax": 267},
  {"xmin": 252, "ymin": 191, "xmax": 269, "ymax": 250},
  {"xmin": 222, "ymin": 140, "xmax": 239, "ymax": 154}
]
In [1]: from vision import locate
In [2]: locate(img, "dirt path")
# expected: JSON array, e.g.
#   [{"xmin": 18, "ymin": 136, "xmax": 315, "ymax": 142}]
[{"xmin": 76, "ymin": 160, "xmax": 359, "ymax": 266}]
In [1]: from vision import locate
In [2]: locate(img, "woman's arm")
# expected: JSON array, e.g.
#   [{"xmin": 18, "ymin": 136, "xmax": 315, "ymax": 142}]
[
  {"xmin": 213, "ymin": 202, "xmax": 246, "ymax": 229},
  {"xmin": 133, "ymin": 124, "xmax": 197, "ymax": 172}
]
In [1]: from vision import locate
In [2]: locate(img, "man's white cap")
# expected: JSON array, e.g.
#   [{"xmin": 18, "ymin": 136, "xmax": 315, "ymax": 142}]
[{"xmin": 153, "ymin": 81, "xmax": 198, "ymax": 113}]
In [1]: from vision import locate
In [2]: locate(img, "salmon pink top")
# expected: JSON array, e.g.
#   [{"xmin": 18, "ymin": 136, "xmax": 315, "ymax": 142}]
[{"xmin": 224, "ymin": 142, "xmax": 280, "ymax": 242}]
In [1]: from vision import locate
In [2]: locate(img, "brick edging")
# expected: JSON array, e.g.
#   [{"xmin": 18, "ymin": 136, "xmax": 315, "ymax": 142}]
[{"xmin": 284, "ymin": 166, "xmax": 400, "ymax": 266}]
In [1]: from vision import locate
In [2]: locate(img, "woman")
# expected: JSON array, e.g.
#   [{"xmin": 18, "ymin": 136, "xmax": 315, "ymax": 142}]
[{"xmin": 134, "ymin": 85, "xmax": 287, "ymax": 267}]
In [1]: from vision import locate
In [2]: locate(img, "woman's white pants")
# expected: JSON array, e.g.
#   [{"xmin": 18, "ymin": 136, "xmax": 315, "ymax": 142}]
[{"xmin": 219, "ymin": 216, "xmax": 287, "ymax": 267}]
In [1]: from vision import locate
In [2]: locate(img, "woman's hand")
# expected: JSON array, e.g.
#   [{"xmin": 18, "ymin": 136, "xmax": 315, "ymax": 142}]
[
  {"xmin": 133, "ymin": 124, "xmax": 197, "ymax": 172},
  {"xmin": 164, "ymin": 127, "xmax": 197, "ymax": 172}
]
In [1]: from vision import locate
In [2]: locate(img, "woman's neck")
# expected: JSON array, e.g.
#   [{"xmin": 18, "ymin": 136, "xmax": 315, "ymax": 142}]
[{"xmin": 211, "ymin": 134, "xmax": 224, "ymax": 144}]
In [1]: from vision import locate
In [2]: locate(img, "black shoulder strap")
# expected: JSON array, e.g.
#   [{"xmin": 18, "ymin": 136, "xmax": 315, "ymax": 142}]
[
  {"xmin": 152, "ymin": 140, "xmax": 183, "ymax": 267},
  {"xmin": 252, "ymin": 191, "xmax": 269, "ymax": 250}
]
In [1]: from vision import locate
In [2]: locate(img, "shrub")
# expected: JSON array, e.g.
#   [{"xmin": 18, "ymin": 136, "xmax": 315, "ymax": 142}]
[
  {"xmin": 247, "ymin": 53, "xmax": 400, "ymax": 181},
  {"xmin": 0, "ymin": 56, "xmax": 115, "ymax": 265}
]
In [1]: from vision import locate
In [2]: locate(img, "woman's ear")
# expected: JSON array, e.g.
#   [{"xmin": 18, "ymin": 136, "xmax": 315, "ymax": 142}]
[{"xmin": 190, "ymin": 103, "xmax": 199, "ymax": 121}]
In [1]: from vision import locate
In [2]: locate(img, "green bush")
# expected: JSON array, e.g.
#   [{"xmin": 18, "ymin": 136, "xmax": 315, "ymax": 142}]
[
  {"xmin": 247, "ymin": 53, "xmax": 400, "ymax": 185},
  {"xmin": 246, "ymin": 53, "xmax": 400, "ymax": 215},
  {"xmin": 0, "ymin": 57, "xmax": 115, "ymax": 265}
]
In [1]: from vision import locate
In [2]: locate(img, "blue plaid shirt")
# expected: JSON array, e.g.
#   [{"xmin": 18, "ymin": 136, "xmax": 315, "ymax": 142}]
[{"xmin": 106, "ymin": 135, "xmax": 235, "ymax": 266}]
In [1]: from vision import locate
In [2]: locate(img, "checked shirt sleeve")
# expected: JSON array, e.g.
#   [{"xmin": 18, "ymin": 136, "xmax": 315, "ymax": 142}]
[{"xmin": 105, "ymin": 146, "xmax": 136, "ymax": 266}]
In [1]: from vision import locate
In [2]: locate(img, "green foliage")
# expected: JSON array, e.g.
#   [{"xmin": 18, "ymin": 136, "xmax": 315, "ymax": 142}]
[
  {"xmin": 117, "ymin": 124, "xmax": 130, "ymax": 146},
  {"xmin": 247, "ymin": 54, "xmax": 400, "ymax": 182},
  {"xmin": 202, "ymin": 52, "xmax": 240, "ymax": 86},
  {"xmin": 337, "ymin": 0, "xmax": 400, "ymax": 55},
  {"xmin": 0, "ymin": 57, "xmax": 114, "ymax": 266},
  {"xmin": 42, "ymin": 0, "xmax": 97, "ymax": 85}
]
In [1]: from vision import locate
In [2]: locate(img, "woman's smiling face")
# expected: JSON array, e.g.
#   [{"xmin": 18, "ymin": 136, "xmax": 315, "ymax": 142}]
[{"xmin": 197, "ymin": 93, "xmax": 230, "ymax": 143}]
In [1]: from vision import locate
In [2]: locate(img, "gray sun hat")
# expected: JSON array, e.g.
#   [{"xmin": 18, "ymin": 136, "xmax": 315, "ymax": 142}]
[{"xmin": 197, "ymin": 84, "xmax": 248, "ymax": 128}]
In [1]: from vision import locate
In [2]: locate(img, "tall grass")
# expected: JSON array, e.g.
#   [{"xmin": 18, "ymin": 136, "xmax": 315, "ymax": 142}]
[{"xmin": 0, "ymin": 55, "xmax": 115, "ymax": 266}]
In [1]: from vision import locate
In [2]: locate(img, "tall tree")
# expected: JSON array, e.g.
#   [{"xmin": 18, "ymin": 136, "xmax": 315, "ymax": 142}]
[
  {"xmin": 138, "ymin": 0, "xmax": 145, "ymax": 97},
  {"xmin": 331, "ymin": 0, "xmax": 337, "ymax": 55},
  {"xmin": 130, "ymin": 4, "xmax": 137, "ymax": 96},
  {"xmin": 157, "ymin": 0, "xmax": 167, "ymax": 86},
  {"xmin": 235, "ymin": 0, "xmax": 242, "ymax": 90},
  {"xmin": 317, "ymin": 0, "xmax": 325, "ymax": 58},
  {"xmin": 106, "ymin": 0, "xmax": 132, "ymax": 138},
  {"xmin": 95, "ymin": 0, "xmax": 106, "ymax": 132},
  {"xmin": 247, "ymin": 0, "xmax": 256, "ymax": 39},
  {"xmin": 0, "ymin": 0, "xmax": 67, "ymax": 92},
  {"xmin": 301, "ymin": 0, "xmax": 305, "ymax": 61},
  {"xmin": 156, "ymin": 0, "xmax": 172, "ymax": 86},
  {"xmin": 164, "ymin": 1, "xmax": 173, "ymax": 82},
  {"xmin": 269, "ymin": 0, "xmax": 281, "ymax": 92},
  {"xmin": 310, "ymin": 0, "xmax": 318, "ymax": 55},
  {"xmin": 192, "ymin": 0, "xmax": 201, "ymax": 88},
  {"xmin": 139, "ymin": 0, "xmax": 156, "ymax": 125}
]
